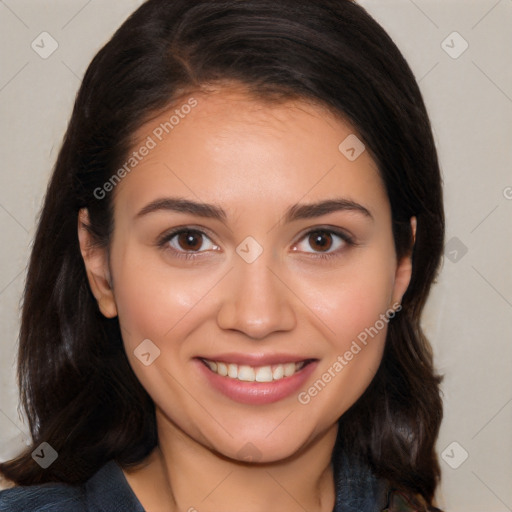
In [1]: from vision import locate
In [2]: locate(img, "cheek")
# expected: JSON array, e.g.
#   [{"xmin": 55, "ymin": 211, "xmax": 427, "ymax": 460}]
[
  {"xmin": 298, "ymin": 256, "xmax": 396, "ymax": 347},
  {"xmin": 291, "ymin": 255, "xmax": 395, "ymax": 418},
  {"xmin": 111, "ymin": 248, "xmax": 216, "ymax": 349},
  {"xmin": 310, "ymin": 280, "xmax": 390, "ymax": 377},
  {"xmin": 109, "ymin": 252, "xmax": 216, "ymax": 425}
]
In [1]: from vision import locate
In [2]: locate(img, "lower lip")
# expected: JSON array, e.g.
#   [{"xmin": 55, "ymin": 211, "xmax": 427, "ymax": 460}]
[{"xmin": 195, "ymin": 359, "xmax": 318, "ymax": 405}]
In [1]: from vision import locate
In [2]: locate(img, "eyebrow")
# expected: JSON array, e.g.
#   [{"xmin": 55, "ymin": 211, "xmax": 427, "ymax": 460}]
[{"xmin": 134, "ymin": 197, "xmax": 373, "ymax": 223}]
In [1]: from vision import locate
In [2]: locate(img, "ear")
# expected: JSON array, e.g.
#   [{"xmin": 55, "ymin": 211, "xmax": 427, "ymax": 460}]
[
  {"xmin": 391, "ymin": 216, "xmax": 417, "ymax": 306},
  {"xmin": 78, "ymin": 208, "xmax": 118, "ymax": 318}
]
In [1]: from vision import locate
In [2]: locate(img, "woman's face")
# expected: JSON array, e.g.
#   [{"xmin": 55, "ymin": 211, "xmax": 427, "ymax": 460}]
[{"xmin": 81, "ymin": 86, "xmax": 414, "ymax": 463}]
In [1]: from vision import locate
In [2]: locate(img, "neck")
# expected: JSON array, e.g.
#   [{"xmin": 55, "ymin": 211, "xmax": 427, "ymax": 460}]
[{"xmin": 126, "ymin": 407, "xmax": 338, "ymax": 512}]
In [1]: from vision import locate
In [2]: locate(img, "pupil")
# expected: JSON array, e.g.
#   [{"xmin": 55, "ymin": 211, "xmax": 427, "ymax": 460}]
[
  {"xmin": 310, "ymin": 231, "xmax": 332, "ymax": 252},
  {"xmin": 179, "ymin": 232, "xmax": 201, "ymax": 251}
]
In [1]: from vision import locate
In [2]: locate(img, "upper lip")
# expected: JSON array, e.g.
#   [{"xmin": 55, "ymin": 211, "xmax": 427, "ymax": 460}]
[{"xmin": 198, "ymin": 353, "xmax": 317, "ymax": 366}]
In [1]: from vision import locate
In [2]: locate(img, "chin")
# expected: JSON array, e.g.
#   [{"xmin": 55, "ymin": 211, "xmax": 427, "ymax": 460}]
[{"xmin": 212, "ymin": 428, "xmax": 318, "ymax": 466}]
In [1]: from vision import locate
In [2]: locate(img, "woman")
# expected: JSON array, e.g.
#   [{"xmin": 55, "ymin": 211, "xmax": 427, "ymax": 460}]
[{"xmin": 0, "ymin": 0, "xmax": 444, "ymax": 510}]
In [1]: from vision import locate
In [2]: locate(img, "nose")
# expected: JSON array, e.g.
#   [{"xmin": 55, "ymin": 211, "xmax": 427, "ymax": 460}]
[{"xmin": 216, "ymin": 254, "xmax": 297, "ymax": 340}]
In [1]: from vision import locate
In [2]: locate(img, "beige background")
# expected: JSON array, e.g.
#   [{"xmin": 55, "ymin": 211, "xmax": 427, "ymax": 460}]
[{"xmin": 1, "ymin": 1, "xmax": 511, "ymax": 510}]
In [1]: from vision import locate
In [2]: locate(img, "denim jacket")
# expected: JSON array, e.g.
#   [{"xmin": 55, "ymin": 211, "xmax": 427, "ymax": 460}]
[{"xmin": 0, "ymin": 459, "xmax": 421, "ymax": 512}]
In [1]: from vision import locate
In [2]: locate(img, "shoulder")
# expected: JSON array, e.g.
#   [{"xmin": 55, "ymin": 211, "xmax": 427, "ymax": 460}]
[
  {"xmin": 0, "ymin": 460, "xmax": 144, "ymax": 512},
  {"xmin": 0, "ymin": 482, "xmax": 84, "ymax": 511}
]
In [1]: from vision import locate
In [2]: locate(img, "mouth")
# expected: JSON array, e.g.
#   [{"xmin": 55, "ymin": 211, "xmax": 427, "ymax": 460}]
[
  {"xmin": 195, "ymin": 355, "xmax": 319, "ymax": 405},
  {"xmin": 199, "ymin": 358, "xmax": 315, "ymax": 383}
]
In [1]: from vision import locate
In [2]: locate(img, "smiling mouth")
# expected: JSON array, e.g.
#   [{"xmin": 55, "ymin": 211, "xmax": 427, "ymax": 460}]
[{"xmin": 200, "ymin": 358, "xmax": 315, "ymax": 383}]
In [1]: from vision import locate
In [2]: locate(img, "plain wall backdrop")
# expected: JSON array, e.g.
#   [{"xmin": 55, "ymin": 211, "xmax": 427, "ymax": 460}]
[{"xmin": 0, "ymin": 1, "xmax": 511, "ymax": 510}]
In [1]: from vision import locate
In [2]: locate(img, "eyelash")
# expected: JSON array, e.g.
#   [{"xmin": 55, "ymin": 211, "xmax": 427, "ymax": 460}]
[{"xmin": 156, "ymin": 226, "xmax": 356, "ymax": 261}]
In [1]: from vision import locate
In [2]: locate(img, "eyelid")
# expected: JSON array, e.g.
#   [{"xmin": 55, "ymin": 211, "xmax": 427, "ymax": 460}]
[
  {"xmin": 291, "ymin": 226, "xmax": 356, "ymax": 257},
  {"xmin": 156, "ymin": 226, "xmax": 221, "ymax": 254},
  {"xmin": 156, "ymin": 224, "xmax": 357, "ymax": 260},
  {"xmin": 157, "ymin": 224, "xmax": 215, "ymax": 241},
  {"xmin": 293, "ymin": 225, "xmax": 355, "ymax": 246}
]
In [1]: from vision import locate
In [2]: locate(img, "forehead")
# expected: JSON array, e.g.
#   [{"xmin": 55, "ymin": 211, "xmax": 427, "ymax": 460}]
[{"xmin": 113, "ymin": 86, "xmax": 388, "ymax": 221}]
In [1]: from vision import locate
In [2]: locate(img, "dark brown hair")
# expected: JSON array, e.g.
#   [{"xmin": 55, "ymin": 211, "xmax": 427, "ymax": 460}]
[{"xmin": 1, "ymin": 0, "xmax": 444, "ymax": 508}]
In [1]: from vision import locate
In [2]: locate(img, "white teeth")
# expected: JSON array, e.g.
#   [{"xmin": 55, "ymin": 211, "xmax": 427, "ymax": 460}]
[
  {"xmin": 255, "ymin": 366, "xmax": 273, "ymax": 383},
  {"xmin": 238, "ymin": 365, "xmax": 255, "ymax": 382},
  {"xmin": 203, "ymin": 359, "xmax": 307, "ymax": 382},
  {"xmin": 272, "ymin": 365, "xmax": 284, "ymax": 380},
  {"xmin": 227, "ymin": 364, "xmax": 238, "ymax": 379},
  {"xmin": 217, "ymin": 362, "xmax": 228, "ymax": 376},
  {"xmin": 283, "ymin": 362, "xmax": 296, "ymax": 377}
]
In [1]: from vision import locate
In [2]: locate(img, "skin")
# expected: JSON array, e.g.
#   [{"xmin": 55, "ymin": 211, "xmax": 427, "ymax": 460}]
[{"xmin": 78, "ymin": 84, "xmax": 416, "ymax": 512}]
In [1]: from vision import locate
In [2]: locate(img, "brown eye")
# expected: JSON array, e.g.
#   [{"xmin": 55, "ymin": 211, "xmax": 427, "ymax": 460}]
[
  {"xmin": 308, "ymin": 231, "xmax": 333, "ymax": 252},
  {"xmin": 292, "ymin": 228, "xmax": 353, "ymax": 257},
  {"xmin": 160, "ymin": 228, "xmax": 220, "ymax": 257},
  {"xmin": 177, "ymin": 231, "xmax": 204, "ymax": 251}
]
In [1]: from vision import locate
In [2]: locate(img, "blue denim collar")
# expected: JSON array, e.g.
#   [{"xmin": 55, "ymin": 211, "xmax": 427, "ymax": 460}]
[
  {"xmin": 0, "ymin": 457, "xmax": 389, "ymax": 511},
  {"xmin": 332, "ymin": 453, "xmax": 389, "ymax": 512},
  {"xmin": 97, "ymin": 456, "xmax": 388, "ymax": 512},
  {"xmin": 84, "ymin": 460, "xmax": 145, "ymax": 512}
]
